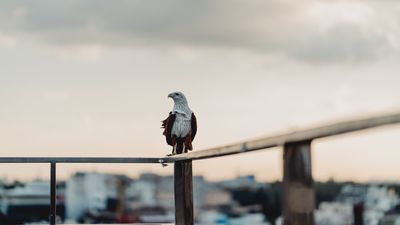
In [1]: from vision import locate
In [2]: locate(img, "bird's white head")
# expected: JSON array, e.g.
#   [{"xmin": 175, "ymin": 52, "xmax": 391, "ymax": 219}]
[{"xmin": 168, "ymin": 91, "xmax": 188, "ymax": 105}]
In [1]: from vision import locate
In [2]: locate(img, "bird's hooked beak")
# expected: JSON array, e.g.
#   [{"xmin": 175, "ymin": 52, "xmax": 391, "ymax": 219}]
[{"xmin": 168, "ymin": 93, "xmax": 174, "ymax": 98}]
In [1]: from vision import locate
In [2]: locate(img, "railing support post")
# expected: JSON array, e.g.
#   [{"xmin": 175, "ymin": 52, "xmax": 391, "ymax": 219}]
[
  {"xmin": 283, "ymin": 141, "xmax": 315, "ymax": 225},
  {"xmin": 50, "ymin": 162, "xmax": 57, "ymax": 225},
  {"xmin": 174, "ymin": 160, "xmax": 194, "ymax": 225},
  {"xmin": 353, "ymin": 202, "xmax": 364, "ymax": 225}
]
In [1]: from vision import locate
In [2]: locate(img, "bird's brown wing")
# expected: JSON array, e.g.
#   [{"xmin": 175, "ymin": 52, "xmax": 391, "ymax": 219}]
[
  {"xmin": 162, "ymin": 112, "xmax": 176, "ymax": 146},
  {"xmin": 191, "ymin": 113, "xmax": 197, "ymax": 141}
]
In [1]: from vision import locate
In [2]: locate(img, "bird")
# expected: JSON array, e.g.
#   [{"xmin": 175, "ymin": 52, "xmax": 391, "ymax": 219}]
[{"xmin": 162, "ymin": 91, "xmax": 197, "ymax": 155}]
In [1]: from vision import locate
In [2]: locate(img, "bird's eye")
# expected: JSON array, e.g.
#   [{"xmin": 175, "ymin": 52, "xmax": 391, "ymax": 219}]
[{"xmin": 175, "ymin": 93, "xmax": 179, "ymax": 96}]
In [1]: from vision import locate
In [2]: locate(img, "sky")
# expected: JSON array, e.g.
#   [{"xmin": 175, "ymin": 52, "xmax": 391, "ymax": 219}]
[{"xmin": 0, "ymin": 0, "xmax": 399, "ymax": 182}]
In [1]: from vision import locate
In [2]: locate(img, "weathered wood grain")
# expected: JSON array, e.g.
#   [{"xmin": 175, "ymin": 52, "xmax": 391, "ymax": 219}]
[{"xmin": 174, "ymin": 160, "xmax": 194, "ymax": 225}]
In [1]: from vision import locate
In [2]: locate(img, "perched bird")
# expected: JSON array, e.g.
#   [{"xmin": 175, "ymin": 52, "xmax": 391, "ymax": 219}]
[{"xmin": 162, "ymin": 91, "xmax": 197, "ymax": 155}]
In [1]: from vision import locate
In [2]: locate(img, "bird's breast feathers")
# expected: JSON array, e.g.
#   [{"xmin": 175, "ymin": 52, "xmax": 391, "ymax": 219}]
[{"xmin": 171, "ymin": 112, "xmax": 192, "ymax": 138}]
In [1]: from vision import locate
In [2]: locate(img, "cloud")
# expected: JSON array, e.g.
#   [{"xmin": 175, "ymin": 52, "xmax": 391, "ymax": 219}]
[
  {"xmin": 51, "ymin": 44, "xmax": 105, "ymax": 62},
  {"xmin": 291, "ymin": 24, "xmax": 389, "ymax": 63},
  {"xmin": 0, "ymin": 0, "xmax": 399, "ymax": 63}
]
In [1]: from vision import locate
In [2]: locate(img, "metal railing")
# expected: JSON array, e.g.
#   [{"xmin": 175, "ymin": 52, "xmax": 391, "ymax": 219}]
[{"xmin": 1, "ymin": 111, "xmax": 399, "ymax": 225}]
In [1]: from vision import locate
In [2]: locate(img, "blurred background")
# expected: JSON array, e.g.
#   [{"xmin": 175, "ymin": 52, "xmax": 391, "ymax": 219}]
[{"xmin": 0, "ymin": 0, "xmax": 400, "ymax": 224}]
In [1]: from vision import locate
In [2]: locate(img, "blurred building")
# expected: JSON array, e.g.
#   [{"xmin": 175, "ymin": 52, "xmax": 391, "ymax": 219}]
[
  {"xmin": 0, "ymin": 172, "xmax": 268, "ymax": 224},
  {"xmin": 0, "ymin": 180, "xmax": 65, "ymax": 223},
  {"xmin": 65, "ymin": 172, "xmax": 128, "ymax": 221}
]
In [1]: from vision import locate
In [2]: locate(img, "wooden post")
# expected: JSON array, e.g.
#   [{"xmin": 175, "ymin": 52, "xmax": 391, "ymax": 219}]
[
  {"xmin": 174, "ymin": 160, "xmax": 194, "ymax": 225},
  {"xmin": 283, "ymin": 141, "xmax": 315, "ymax": 225},
  {"xmin": 353, "ymin": 202, "xmax": 364, "ymax": 225}
]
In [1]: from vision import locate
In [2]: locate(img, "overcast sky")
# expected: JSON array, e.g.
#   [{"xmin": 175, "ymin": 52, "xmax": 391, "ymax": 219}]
[{"xmin": 0, "ymin": 0, "xmax": 399, "ymax": 182}]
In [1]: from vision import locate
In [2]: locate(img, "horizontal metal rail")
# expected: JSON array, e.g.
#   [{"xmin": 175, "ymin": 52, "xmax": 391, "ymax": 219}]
[
  {"xmin": 0, "ymin": 157, "xmax": 172, "ymax": 163},
  {"xmin": 168, "ymin": 111, "xmax": 400, "ymax": 161},
  {"xmin": 0, "ymin": 112, "xmax": 398, "ymax": 164}
]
